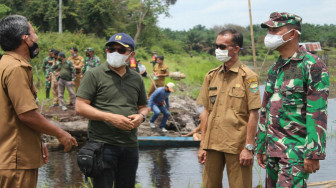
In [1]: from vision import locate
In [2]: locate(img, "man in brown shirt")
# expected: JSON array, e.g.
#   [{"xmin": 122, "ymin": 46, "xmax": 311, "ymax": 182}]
[
  {"xmin": 147, "ymin": 55, "xmax": 169, "ymax": 98},
  {"xmin": 0, "ymin": 15, "xmax": 78, "ymax": 188},
  {"xmin": 197, "ymin": 29, "xmax": 261, "ymax": 188},
  {"xmin": 68, "ymin": 47, "xmax": 84, "ymax": 92}
]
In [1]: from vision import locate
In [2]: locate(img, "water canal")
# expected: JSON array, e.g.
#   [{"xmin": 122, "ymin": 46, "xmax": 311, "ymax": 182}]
[{"xmin": 37, "ymin": 87, "xmax": 336, "ymax": 188}]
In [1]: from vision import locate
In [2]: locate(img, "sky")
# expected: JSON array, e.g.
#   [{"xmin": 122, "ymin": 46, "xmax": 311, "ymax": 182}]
[{"xmin": 158, "ymin": 0, "xmax": 336, "ymax": 31}]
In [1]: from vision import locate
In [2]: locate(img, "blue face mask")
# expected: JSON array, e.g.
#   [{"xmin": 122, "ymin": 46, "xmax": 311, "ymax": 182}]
[{"xmin": 73, "ymin": 54, "xmax": 77, "ymax": 57}]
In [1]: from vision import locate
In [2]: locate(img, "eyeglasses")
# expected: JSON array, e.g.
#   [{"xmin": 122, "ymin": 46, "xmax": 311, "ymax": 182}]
[
  {"xmin": 107, "ymin": 46, "xmax": 130, "ymax": 54},
  {"xmin": 215, "ymin": 44, "xmax": 236, "ymax": 50}
]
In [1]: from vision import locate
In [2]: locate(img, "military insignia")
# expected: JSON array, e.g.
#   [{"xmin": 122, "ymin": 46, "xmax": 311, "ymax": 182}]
[
  {"xmin": 115, "ymin": 35, "xmax": 122, "ymax": 40},
  {"xmin": 210, "ymin": 96, "xmax": 216, "ymax": 104},
  {"xmin": 208, "ymin": 87, "xmax": 217, "ymax": 91},
  {"xmin": 235, "ymin": 84, "xmax": 240, "ymax": 88},
  {"xmin": 250, "ymin": 83, "xmax": 259, "ymax": 93},
  {"xmin": 247, "ymin": 78, "xmax": 257, "ymax": 84}
]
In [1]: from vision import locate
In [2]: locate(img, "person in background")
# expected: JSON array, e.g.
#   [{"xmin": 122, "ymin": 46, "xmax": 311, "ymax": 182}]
[
  {"xmin": 148, "ymin": 82, "xmax": 175, "ymax": 132},
  {"xmin": 182, "ymin": 109, "xmax": 207, "ymax": 141},
  {"xmin": 138, "ymin": 60, "xmax": 147, "ymax": 77},
  {"xmin": 76, "ymin": 33, "xmax": 148, "ymax": 188},
  {"xmin": 197, "ymin": 28, "xmax": 261, "ymax": 188},
  {"xmin": 0, "ymin": 15, "xmax": 77, "ymax": 188},
  {"xmin": 42, "ymin": 49, "xmax": 54, "ymax": 99},
  {"xmin": 147, "ymin": 55, "xmax": 169, "ymax": 98},
  {"xmin": 53, "ymin": 52, "xmax": 76, "ymax": 111},
  {"xmin": 50, "ymin": 50, "xmax": 60, "ymax": 107},
  {"xmin": 82, "ymin": 47, "xmax": 100, "ymax": 75},
  {"xmin": 68, "ymin": 46, "xmax": 84, "ymax": 92},
  {"xmin": 127, "ymin": 56, "xmax": 139, "ymax": 72},
  {"xmin": 150, "ymin": 51, "xmax": 157, "ymax": 67},
  {"xmin": 256, "ymin": 12, "xmax": 329, "ymax": 187}
]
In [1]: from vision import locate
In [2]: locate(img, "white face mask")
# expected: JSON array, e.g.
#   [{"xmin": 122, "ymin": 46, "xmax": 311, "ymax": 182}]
[
  {"xmin": 106, "ymin": 52, "xmax": 132, "ymax": 68},
  {"xmin": 215, "ymin": 49, "xmax": 232, "ymax": 63},
  {"xmin": 264, "ymin": 29, "xmax": 300, "ymax": 50}
]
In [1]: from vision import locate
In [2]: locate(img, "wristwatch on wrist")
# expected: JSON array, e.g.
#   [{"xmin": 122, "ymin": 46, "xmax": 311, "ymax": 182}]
[
  {"xmin": 140, "ymin": 113, "xmax": 146, "ymax": 122},
  {"xmin": 245, "ymin": 144, "xmax": 254, "ymax": 152}
]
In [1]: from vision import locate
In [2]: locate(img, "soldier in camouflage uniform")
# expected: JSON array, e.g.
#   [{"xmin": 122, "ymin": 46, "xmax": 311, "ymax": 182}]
[
  {"xmin": 82, "ymin": 47, "xmax": 100, "ymax": 75},
  {"xmin": 42, "ymin": 49, "xmax": 54, "ymax": 99},
  {"xmin": 256, "ymin": 12, "xmax": 329, "ymax": 188}
]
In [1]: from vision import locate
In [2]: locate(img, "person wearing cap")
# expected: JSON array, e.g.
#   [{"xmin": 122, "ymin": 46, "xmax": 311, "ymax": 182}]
[
  {"xmin": 76, "ymin": 33, "xmax": 148, "ymax": 188},
  {"xmin": 147, "ymin": 82, "xmax": 175, "ymax": 132},
  {"xmin": 0, "ymin": 15, "xmax": 77, "ymax": 187},
  {"xmin": 147, "ymin": 55, "xmax": 169, "ymax": 98},
  {"xmin": 53, "ymin": 52, "xmax": 76, "ymax": 111},
  {"xmin": 42, "ymin": 48, "xmax": 55, "ymax": 99},
  {"xmin": 68, "ymin": 47, "xmax": 84, "ymax": 93},
  {"xmin": 256, "ymin": 12, "xmax": 329, "ymax": 187},
  {"xmin": 82, "ymin": 47, "xmax": 100, "ymax": 75},
  {"xmin": 197, "ymin": 28, "xmax": 261, "ymax": 188}
]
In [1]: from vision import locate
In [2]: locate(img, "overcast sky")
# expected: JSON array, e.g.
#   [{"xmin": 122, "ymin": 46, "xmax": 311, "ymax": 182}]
[{"xmin": 158, "ymin": 0, "xmax": 336, "ymax": 31}]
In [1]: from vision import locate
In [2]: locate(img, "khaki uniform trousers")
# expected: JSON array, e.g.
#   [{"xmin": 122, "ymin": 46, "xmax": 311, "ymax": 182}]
[
  {"xmin": 0, "ymin": 169, "xmax": 38, "ymax": 188},
  {"xmin": 202, "ymin": 150, "xmax": 252, "ymax": 188},
  {"xmin": 51, "ymin": 73, "xmax": 59, "ymax": 105},
  {"xmin": 74, "ymin": 73, "xmax": 81, "ymax": 92},
  {"xmin": 147, "ymin": 80, "xmax": 165, "ymax": 98}
]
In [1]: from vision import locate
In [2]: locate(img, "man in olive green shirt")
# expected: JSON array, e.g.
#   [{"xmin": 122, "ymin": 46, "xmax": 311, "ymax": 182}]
[
  {"xmin": 76, "ymin": 33, "xmax": 148, "ymax": 188},
  {"xmin": 53, "ymin": 52, "xmax": 76, "ymax": 111}
]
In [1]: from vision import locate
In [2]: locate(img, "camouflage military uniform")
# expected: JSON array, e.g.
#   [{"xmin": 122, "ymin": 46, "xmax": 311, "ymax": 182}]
[
  {"xmin": 256, "ymin": 46, "xmax": 329, "ymax": 187},
  {"xmin": 42, "ymin": 56, "xmax": 53, "ymax": 98},
  {"xmin": 82, "ymin": 55, "xmax": 100, "ymax": 74}
]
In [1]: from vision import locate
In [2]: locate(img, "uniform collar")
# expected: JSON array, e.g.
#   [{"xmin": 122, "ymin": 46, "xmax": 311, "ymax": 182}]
[
  {"xmin": 219, "ymin": 60, "xmax": 241, "ymax": 73},
  {"xmin": 290, "ymin": 45, "xmax": 306, "ymax": 61},
  {"xmin": 5, "ymin": 51, "xmax": 31, "ymax": 68}
]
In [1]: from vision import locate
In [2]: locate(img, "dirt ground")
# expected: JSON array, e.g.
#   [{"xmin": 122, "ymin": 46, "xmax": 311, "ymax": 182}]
[{"xmin": 41, "ymin": 95, "xmax": 201, "ymax": 146}]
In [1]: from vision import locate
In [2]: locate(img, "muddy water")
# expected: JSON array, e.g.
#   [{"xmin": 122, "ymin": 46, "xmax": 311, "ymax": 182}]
[{"xmin": 37, "ymin": 86, "xmax": 336, "ymax": 188}]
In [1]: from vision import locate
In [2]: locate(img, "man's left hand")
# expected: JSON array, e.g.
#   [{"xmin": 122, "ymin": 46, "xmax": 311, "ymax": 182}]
[
  {"xmin": 239, "ymin": 148, "xmax": 254, "ymax": 166},
  {"xmin": 128, "ymin": 114, "xmax": 143, "ymax": 128},
  {"xmin": 42, "ymin": 143, "xmax": 49, "ymax": 164},
  {"xmin": 304, "ymin": 159, "xmax": 320, "ymax": 173}
]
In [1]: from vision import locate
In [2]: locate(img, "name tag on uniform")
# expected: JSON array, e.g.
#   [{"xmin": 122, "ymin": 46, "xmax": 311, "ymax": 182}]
[{"xmin": 208, "ymin": 87, "xmax": 217, "ymax": 91}]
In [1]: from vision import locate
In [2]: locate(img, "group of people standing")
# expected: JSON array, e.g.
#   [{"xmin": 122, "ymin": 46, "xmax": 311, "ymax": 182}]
[
  {"xmin": 0, "ymin": 11, "xmax": 330, "ymax": 188},
  {"xmin": 42, "ymin": 47, "xmax": 100, "ymax": 110}
]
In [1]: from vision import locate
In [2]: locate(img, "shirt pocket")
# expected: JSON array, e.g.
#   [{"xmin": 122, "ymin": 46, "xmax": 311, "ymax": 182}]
[
  {"xmin": 281, "ymin": 79, "xmax": 305, "ymax": 106},
  {"xmin": 228, "ymin": 86, "xmax": 246, "ymax": 113},
  {"xmin": 208, "ymin": 90, "xmax": 217, "ymax": 112}
]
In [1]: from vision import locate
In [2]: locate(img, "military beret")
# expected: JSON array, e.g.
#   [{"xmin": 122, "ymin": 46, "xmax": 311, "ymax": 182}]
[
  {"xmin": 261, "ymin": 12, "xmax": 302, "ymax": 29},
  {"xmin": 86, "ymin": 47, "xmax": 94, "ymax": 52}
]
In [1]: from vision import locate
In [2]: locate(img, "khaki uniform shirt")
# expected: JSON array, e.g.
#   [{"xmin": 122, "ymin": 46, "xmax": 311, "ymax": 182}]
[
  {"xmin": 197, "ymin": 61, "xmax": 261, "ymax": 154},
  {"xmin": 68, "ymin": 55, "xmax": 84, "ymax": 74},
  {"xmin": 0, "ymin": 52, "xmax": 43, "ymax": 169},
  {"xmin": 153, "ymin": 63, "xmax": 169, "ymax": 85}
]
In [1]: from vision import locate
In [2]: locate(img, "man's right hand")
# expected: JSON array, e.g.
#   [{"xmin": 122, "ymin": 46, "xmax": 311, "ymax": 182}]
[
  {"xmin": 107, "ymin": 114, "xmax": 135, "ymax": 130},
  {"xmin": 57, "ymin": 131, "xmax": 78, "ymax": 152},
  {"xmin": 257, "ymin": 153, "xmax": 266, "ymax": 169},
  {"xmin": 198, "ymin": 148, "xmax": 207, "ymax": 164}
]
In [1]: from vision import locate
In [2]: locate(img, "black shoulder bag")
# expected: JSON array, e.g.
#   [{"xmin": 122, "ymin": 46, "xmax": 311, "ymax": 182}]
[{"xmin": 77, "ymin": 141, "xmax": 104, "ymax": 177}]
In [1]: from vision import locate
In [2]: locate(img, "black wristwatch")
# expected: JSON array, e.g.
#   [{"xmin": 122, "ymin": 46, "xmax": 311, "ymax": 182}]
[{"xmin": 140, "ymin": 113, "xmax": 146, "ymax": 122}]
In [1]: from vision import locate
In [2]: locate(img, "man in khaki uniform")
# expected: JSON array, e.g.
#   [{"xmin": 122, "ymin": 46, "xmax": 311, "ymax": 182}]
[
  {"xmin": 197, "ymin": 29, "xmax": 261, "ymax": 188},
  {"xmin": 51, "ymin": 50, "xmax": 60, "ymax": 106},
  {"xmin": 147, "ymin": 55, "xmax": 169, "ymax": 98},
  {"xmin": 68, "ymin": 46, "xmax": 84, "ymax": 92},
  {"xmin": 0, "ymin": 15, "xmax": 77, "ymax": 188}
]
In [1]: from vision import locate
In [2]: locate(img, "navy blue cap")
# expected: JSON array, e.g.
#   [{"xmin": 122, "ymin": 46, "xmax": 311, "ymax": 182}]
[
  {"xmin": 58, "ymin": 52, "xmax": 65, "ymax": 58},
  {"xmin": 106, "ymin": 33, "xmax": 135, "ymax": 50}
]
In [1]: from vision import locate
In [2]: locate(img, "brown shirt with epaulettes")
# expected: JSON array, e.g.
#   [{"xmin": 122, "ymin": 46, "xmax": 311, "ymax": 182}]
[
  {"xmin": 197, "ymin": 60, "xmax": 261, "ymax": 154},
  {"xmin": 153, "ymin": 63, "xmax": 169, "ymax": 86},
  {"xmin": 0, "ymin": 52, "xmax": 43, "ymax": 169}
]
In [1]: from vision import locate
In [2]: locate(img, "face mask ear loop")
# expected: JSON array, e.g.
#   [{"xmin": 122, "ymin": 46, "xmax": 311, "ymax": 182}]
[{"xmin": 259, "ymin": 48, "xmax": 271, "ymax": 77}]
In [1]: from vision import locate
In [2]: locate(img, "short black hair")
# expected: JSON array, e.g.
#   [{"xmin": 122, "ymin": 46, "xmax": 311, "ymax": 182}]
[
  {"xmin": 0, "ymin": 15, "xmax": 30, "ymax": 51},
  {"xmin": 157, "ymin": 55, "xmax": 164, "ymax": 60},
  {"xmin": 71, "ymin": 47, "xmax": 78, "ymax": 52},
  {"xmin": 218, "ymin": 28, "xmax": 243, "ymax": 48},
  {"xmin": 53, "ymin": 50, "xmax": 59, "ymax": 56}
]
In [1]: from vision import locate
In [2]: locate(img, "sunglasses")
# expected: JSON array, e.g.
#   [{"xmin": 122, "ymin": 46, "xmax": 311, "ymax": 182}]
[
  {"xmin": 215, "ymin": 44, "xmax": 236, "ymax": 50},
  {"xmin": 107, "ymin": 46, "xmax": 130, "ymax": 54}
]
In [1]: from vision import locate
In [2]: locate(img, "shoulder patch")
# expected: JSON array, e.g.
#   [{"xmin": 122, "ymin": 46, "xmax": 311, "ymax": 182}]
[
  {"xmin": 247, "ymin": 78, "xmax": 258, "ymax": 84},
  {"xmin": 250, "ymin": 83, "xmax": 259, "ymax": 93}
]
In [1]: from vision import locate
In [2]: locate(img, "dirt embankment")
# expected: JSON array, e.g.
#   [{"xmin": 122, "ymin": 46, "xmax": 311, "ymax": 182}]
[{"xmin": 41, "ymin": 95, "xmax": 201, "ymax": 146}]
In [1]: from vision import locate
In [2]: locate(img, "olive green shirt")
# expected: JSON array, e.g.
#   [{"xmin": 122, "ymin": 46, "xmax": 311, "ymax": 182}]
[{"xmin": 77, "ymin": 63, "xmax": 147, "ymax": 147}]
